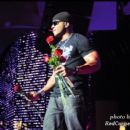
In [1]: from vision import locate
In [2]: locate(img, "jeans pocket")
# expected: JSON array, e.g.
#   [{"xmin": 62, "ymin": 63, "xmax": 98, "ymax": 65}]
[{"xmin": 67, "ymin": 95, "xmax": 85, "ymax": 107}]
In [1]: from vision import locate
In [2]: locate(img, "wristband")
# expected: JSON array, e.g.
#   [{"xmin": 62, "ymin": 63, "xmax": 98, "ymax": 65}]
[{"xmin": 37, "ymin": 90, "xmax": 45, "ymax": 95}]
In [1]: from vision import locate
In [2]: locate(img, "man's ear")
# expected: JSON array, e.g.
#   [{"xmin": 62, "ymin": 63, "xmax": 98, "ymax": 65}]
[{"xmin": 65, "ymin": 22, "xmax": 70, "ymax": 28}]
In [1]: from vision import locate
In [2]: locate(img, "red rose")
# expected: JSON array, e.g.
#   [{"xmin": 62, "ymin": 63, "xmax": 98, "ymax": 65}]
[
  {"xmin": 13, "ymin": 84, "xmax": 22, "ymax": 93},
  {"xmin": 59, "ymin": 56, "xmax": 66, "ymax": 62},
  {"xmin": 43, "ymin": 55, "xmax": 50, "ymax": 63},
  {"xmin": 46, "ymin": 35, "xmax": 54, "ymax": 45},
  {"xmin": 54, "ymin": 48, "xmax": 63, "ymax": 57}
]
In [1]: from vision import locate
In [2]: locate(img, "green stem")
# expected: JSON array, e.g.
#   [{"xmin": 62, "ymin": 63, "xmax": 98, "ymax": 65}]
[
  {"xmin": 55, "ymin": 75, "xmax": 67, "ymax": 106},
  {"xmin": 59, "ymin": 75, "xmax": 75, "ymax": 96}
]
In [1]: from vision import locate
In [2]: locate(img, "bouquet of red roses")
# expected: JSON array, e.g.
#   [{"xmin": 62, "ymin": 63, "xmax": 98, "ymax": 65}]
[
  {"xmin": 44, "ymin": 35, "xmax": 74, "ymax": 105},
  {"xmin": 44, "ymin": 36, "xmax": 66, "ymax": 68}
]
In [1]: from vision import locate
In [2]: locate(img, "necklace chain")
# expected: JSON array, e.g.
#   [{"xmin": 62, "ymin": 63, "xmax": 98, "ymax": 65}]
[{"xmin": 57, "ymin": 33, "xmax": 73, "ymax": 48}]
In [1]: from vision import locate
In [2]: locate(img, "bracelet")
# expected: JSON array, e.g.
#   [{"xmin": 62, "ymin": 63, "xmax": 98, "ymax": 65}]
[{"xmin": 37, "ymin": 90, "xmax": 45, "ymax": 95}]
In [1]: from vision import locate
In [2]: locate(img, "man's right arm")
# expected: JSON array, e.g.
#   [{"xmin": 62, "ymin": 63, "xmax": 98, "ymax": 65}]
[
  {"xmin": 29, "ymin": 72, "xmax": 55, "ymax": 98},
  {"xmin": 37, "ymin": 72, "xmax": 55, "ymax": 94}
]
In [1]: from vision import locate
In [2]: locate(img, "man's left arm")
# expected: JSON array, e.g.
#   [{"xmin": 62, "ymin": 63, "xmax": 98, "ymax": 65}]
[{"xmin": 76, "ymin": 50, "xmax": 101, "ymax": 75}]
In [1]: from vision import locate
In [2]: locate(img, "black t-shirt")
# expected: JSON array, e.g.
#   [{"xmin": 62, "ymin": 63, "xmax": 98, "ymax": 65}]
[{"xmin": 51, "ymin": 33, "xmax": 95, "ymax": 97}]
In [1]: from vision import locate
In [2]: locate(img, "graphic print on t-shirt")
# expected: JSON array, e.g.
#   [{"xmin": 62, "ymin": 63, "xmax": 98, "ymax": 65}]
[{"xmin": 61, "ymin": 45, "xmax": 73, "ymax": 61}]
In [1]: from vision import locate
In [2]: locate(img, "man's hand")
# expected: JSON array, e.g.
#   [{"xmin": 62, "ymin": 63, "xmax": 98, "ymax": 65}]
[
  {"xmin": 26, "ymin": 91, "xmax": 40, "ymax": 101},
  {"xmin": 54, "ymin": 65, "xmax": 75, "ymax": 77}
]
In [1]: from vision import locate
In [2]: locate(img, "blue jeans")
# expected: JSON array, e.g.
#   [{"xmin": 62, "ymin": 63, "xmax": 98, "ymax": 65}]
[{"xmin": 43, "ymin": 94, "xmax": 87, "ymax": 130}]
